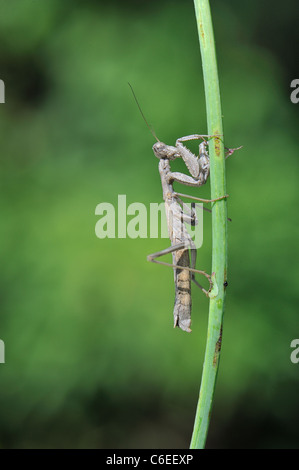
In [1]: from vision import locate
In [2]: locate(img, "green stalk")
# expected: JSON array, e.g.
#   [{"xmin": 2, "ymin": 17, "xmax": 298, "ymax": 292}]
[{"xmin": 190, "ymin": 0, "xmax": 227, "ymax": 449}]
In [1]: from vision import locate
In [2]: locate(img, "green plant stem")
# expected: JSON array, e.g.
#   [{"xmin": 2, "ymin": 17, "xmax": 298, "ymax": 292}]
[{"xmin": 190, "ymin": 0, "xmax": 227, "ymax": 449}]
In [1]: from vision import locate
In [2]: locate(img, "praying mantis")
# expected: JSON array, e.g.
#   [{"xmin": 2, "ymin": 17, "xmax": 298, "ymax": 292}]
[
  {"xmin": 147, "ymin": 135, "xmax": 227, "ymax": 333},
  {"xmin": 129, "ymin": 84, "xmax": 239, "ymax": 332}
]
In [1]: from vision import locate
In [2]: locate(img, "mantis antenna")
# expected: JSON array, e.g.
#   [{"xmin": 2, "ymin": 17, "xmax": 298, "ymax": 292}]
[{"xmin": 128, "ymin": 82, "xmax": 160, "ymax": 142}]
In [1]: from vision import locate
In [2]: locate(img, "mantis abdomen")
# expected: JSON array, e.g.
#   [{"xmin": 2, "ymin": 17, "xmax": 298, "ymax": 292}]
[{"xmin": 173, "ymin": 248, "xmax": 192, "ymax": 333}]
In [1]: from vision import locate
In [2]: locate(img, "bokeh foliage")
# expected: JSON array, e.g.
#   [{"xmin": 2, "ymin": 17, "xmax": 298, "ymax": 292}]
[{"xmin": 0, "ymin": 0, "xmax": 298, "ymax": 448}]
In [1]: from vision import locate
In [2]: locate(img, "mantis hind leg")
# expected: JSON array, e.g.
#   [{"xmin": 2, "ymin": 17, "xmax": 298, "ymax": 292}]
[
  {"xmin": 147, "ymin": 242, "xmax": 211, "ymax": 284},
  {"xmin": 190, "ymin": 244, "xmax": 211, "ymax": 296}
]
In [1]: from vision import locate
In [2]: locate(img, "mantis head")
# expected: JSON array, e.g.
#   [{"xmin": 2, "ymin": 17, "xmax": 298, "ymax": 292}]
[{"xmin": 152, "ymin": 141, "xmax": 179, "ymax": 160}]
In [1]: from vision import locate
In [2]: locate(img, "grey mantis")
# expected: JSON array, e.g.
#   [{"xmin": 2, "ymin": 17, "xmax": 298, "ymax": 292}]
[
  {"xmin": 129, "ymin": 84, "xmax": 238, "ymax": 332},
  {"xmin": 148, "ymin": 135, "xmax": 227, "ymax": 333}
]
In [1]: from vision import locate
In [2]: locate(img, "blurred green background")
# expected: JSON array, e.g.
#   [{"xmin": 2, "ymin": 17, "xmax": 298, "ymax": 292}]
[{"xmin": 0, "ymin": 0, "xmax": 298, "ymax": 449}]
